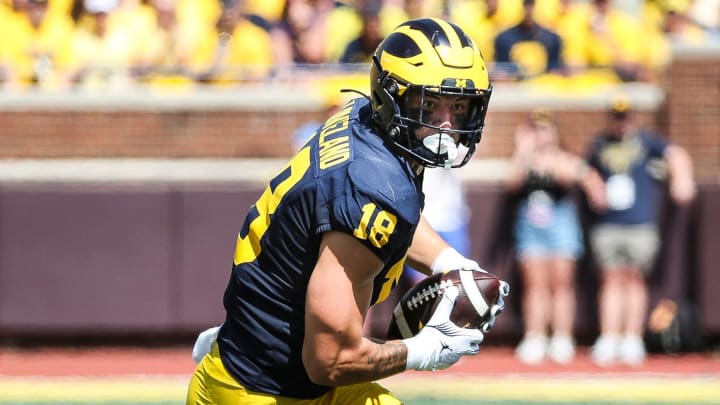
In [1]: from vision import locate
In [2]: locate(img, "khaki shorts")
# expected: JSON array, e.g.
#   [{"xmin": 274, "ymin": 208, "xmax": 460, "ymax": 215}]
[
  {"xmin": 590, "ymin": 224, "xmax": 660, "ymax": 273},
  {"xmin": 187, "ymin": 343, "xmax": 402, "ymax": 405}
]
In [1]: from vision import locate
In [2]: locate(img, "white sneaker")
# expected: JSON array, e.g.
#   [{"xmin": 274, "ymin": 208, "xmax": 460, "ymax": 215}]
[
  {"xmin": 547, "ymin": 334, "xmax": 575, "ymax": 364},
  {"xmin": 619, "ymin": 335, "xmax": 646, "ymax": 366},
  {"xmin": 591, "ymin": 334, "xmax": 620, "ymax": 366},
  {"xmin": 515, "ymin": 333, "xmax": 548, "ymax": 364}
]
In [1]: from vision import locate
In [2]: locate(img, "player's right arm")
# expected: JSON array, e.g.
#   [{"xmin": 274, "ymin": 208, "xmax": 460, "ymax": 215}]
[
  {"xmin": 303, "ymin": 230, "xmax": 408, "ymax": 386},
  {"xmin": 303, "ymin": 230, "xmax": 487, "ymax": 385}
]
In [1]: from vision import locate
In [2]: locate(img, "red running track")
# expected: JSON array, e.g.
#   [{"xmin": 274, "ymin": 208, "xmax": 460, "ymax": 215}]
[{"xmin": 1, "ymin": 346, "xmax": 718, "ymax": 377}]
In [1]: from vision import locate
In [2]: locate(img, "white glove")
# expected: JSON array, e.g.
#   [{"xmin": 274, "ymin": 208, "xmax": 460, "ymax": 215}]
[
  {"xmin": 403, "ymin": 286, "xmax": 485, "ymax": 371},
  {"xmin": 431, "ymin": 247, "xmax": 486, "ymax": 275},
  {"xmin": 191, "ymin": 324, "xmax": 222, "ymax": 364},
  {"xmin": 481, "ymin": 280, "xmax": 510, "ymax": 333}
]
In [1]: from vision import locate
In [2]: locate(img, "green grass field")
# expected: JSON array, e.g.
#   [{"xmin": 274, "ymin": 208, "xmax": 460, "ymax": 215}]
[{"xmin": 1, "ymin": 375, "xmax": 719, "ymax": 405}]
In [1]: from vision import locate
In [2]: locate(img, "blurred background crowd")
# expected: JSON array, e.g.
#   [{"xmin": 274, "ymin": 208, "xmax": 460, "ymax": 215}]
[{"xmin": 1, "ymin": 0, "xmax": 719, "ymax": 92}]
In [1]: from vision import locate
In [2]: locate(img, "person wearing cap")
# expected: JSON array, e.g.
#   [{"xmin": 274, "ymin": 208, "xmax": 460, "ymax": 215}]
[
  {"xmin": 586, "ymin": 94, "xmax": 696, "ymax": 366},
  {"xmin": 506, "ymin": 109, "xmax": 606, "ymax": 364}
]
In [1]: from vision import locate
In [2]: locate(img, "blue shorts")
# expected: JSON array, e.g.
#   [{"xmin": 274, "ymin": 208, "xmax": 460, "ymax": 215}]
[{"xmin": 513, "ymin": 196, "xmax": 583, "ymax": 260}]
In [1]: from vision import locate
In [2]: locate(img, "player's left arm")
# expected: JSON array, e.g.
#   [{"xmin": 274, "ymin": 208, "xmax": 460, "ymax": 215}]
[
  {"xmin": 405, "ymin": 216, "xmax": 451, "ymax": 275},
  {"xmin": 406, "ymin": 215, "xmax": 509, "ymax": 332},
  {"xmin": 406, "ymin": 216, "xmax": 482, "ymax": 275}
]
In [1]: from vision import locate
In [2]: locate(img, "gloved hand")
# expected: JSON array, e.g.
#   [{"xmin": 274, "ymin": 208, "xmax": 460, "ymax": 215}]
[
  {"xmin": 191, "ymin": 324, "xmax": 222, "ymax": 364},
  {"xmin": 480, "ymin": 280, "xmax": 510, "ymax": 333},
  {"xmin": 430, "ymin": 247, "xmax": 486, "ymax": 275},
  {"xmin": 403, "ymin": 286, "xmax": 485, "ymax": 371}
]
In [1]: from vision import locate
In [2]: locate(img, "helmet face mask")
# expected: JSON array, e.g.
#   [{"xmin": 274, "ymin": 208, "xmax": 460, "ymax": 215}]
[{"xmin": 370, "ymin": 18, "xmax": 492, "ymax": 168}]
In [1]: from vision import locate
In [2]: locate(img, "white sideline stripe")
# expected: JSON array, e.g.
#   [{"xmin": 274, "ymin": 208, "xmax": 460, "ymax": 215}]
[
  {"xmin": 459, "ymin": 270, "xmax": 489, "ymax": 317},
  {"xmin": 393, "ymin": 303, "xmax": 414, "ymax": 339}
]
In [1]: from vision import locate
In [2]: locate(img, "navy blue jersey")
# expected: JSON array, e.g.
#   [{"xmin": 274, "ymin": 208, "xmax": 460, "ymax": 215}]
[
  {"xmin": 493, "ymin": 24, "xmax": 563, "ymax": 78},
  {"xmin": 217, "ymin": 98, "xmax": 424, "ymax": 398},
  {"xmin": 587, "ymin": 131, "xmax": 669, "ymax": 225}
]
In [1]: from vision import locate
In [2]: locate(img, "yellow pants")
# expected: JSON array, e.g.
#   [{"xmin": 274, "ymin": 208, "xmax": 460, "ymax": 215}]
[{"xmin": 186, "ymin": 344, "xmax": 403, "ymax": 405}]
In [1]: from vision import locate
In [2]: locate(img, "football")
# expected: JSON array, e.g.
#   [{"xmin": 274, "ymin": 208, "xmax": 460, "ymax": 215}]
[{"xmin": 386, "ymin": 269, "xmax": 504, "ymax": 339}]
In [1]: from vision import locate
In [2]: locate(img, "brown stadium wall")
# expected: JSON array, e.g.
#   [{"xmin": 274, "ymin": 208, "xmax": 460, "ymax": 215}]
[
  {"xmin": 0, "ymin": 182, "xmax": 718, "ymax": 342},
  {"xmin": 0, "ymin": 46, "xmax": 718, "ymax": 343}
]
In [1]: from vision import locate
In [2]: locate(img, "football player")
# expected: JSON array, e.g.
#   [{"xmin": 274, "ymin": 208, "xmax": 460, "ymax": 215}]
[{"xmin": 187, "ymin": 18, "xmax": 507, "ymax": 404}]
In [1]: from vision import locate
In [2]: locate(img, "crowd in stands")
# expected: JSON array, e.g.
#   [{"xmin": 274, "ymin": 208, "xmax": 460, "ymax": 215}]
[{"xmin": 0, "ymin": 0, "xmax": 718, "ymax": 91}]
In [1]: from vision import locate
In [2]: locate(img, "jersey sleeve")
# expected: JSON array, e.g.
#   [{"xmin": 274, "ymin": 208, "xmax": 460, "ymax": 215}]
[{"xmin": 318, "ymin": 159, "xmax": 420, "ymax": 264}]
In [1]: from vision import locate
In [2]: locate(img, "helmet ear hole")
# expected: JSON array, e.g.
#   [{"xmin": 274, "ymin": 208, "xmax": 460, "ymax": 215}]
[
  {"xmin": 389, "ymin": 126, "xmax": 400, "ymax": 139},
  {"xmin": 387, "ymin": 81, "xmax": 399, "ymax": 95}
]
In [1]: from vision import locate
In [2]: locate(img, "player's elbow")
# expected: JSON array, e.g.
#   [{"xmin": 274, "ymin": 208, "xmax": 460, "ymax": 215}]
[
  {"xmin": 304, "ymin": 361, "xmax": 337, "ymax": 386},
  {"xmin": 303, "ymin": 347, "xmax": 357, "ymax": 386}
]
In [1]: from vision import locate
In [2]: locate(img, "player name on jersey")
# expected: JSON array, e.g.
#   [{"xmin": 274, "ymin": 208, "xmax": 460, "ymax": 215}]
[{"xmin": 318, "ymin": 100, "xmax": 354, "ymax": 170}]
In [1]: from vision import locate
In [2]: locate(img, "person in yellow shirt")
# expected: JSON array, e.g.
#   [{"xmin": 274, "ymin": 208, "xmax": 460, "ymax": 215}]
[
  {"xmin": 450, "ymin": 0, "xmax": 524, "ymax": 65},
  {"xmin": 562, "ymin": 0, "xmax": 669, "ymax": 82},
  {"xmin": 57, "ymin": 0, "xmax": 157, "ymax": 89},
  {"xmin": 659, "ymin": 0, "xmax": 709, "ymax": 45},
  {"xmin": 244, "ymin": 0, "xmax": 283, "ymax": 23},
  {"xmin": 190, "ymin": 0, "xmax": 274, "ymax": 84},
  {"xmin": 0, "ymin": 0, "xmax": 75, "ymax": 89},
  {"xmin": 130, "ymin": 0, "xmax": 215, "ymax": 86}
]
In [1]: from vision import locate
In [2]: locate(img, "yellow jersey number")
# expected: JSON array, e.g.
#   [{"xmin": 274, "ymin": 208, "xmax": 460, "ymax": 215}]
[
  {"xmin": 352, "ymin": 202, "xmax": 397, "ymax": 248},
  {"xmin": 353, "ymin": 202, "xmax": 403, "ymax": 304},
  {"xmin": 234, "ymin": 147, "xmax": 311, "ymax": 265}
]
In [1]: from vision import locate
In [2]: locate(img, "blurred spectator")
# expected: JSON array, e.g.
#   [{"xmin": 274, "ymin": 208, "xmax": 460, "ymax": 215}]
[
  {"xmin": 450, "ymin": 0, "xmax": 524, "ymax": 64},
  {"xmin": 687, "ymin": 0, "xmax": 720, "ymax": 33},
  {"xmin": 59, "ymin": 0, "xmax": 146, "ymax": 89},
  {"xmin": 531, "ymin": 0, "xmax": 590, "ymax": 78},
  {"xmin": 339, "ymin": 1, "xmax": 383, "ymax": 63},
  {"xmin": 493, "ymin": 0, "xmax": 565, "ymax": 81},
  {"xmin": 133, "ymin": 0, "xmax": 188, "ymax": 83},
  {"xmin": 0, "ymin": 0, "xmax": 75, "ymax": 89},
  {"xmin": 506, "ymin": 109, "xmax": 606, "ymax": 364},
  {"xmin": 421, "ymin": 163, "xmax": 473, "ymax": 259},
  {"xmin": 379, "ymin": 0, "xmax": 445, "ymax": 36},
  {"xmin": 561, "ymin": 0, "xmax": 670, "ymax": 82},
  {"xmin": 271, "ymin": 0, "xmax": 361, "ymax": 66},
  {"xmin": 660, "ymin": 0, "xmax": 709, "ymax": 44},
  {"xmin": 0, "ymin": 0, "xmax": 14, "ymax": 84},
  {"xmin": 191, "ymin": 0, "xmax": 274, "ymax": 84},
  {"xmin": 245, "ymin": 0, "xmax": 284, "ymax": 23},
  {"xmin": 586, "ymin": 94, "xmax": 696, "ymax": 366}
]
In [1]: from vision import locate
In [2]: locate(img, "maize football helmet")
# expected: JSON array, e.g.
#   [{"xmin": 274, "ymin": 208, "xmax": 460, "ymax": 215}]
[{"xmin": 370, "ymin": 18, "xmax": 492, "ymax": 168}]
